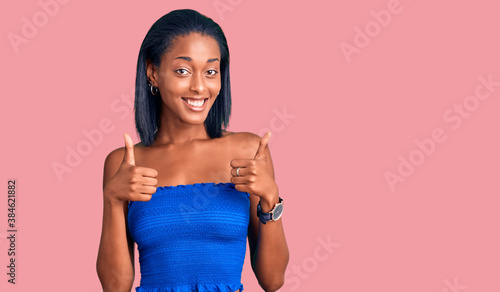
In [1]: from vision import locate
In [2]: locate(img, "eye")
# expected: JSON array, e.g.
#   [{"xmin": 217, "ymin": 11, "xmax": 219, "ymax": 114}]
[
  {"xmin": 207, "ymin": 69, "xmax": 218, "ymax": 76},
  {"xmin": 175, "ymin": 68, "xmax": 189, "ymax": 75}
]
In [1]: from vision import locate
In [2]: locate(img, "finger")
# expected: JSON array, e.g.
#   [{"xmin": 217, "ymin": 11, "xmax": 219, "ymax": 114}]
[
  {"xmin": 231, "ymin": 167, "xmax": 247, "ymax": 177},
  {"xmin": 123, "ymin": 133, "xmax": 135, "ymax": 165},
  {"xmin": 230, "ymin": 159, "xmax": 252, "ymax": 168},
  {"xmin": 254, "ymin": 132, "xmax": 271, "ymax": 160},
  {"xmin": 139, "ymin": 177, "xmax": 158, "ymax": 187},
  {"xmin": 231, "ymin": 176, "xmax": 249, "ymax": 185},
  {"xmin": 135, "ymin": 194, "xmax": 153, "ymax": 202},
  {"xmin": 233, "ymin": 183, "xmax": 248, "ymax": 194},
  {"xmin": 136, "ymin": 167, "xmax": 159, "ymax": 178},
  {"xmin": 135, "ymin": 185, "xmax": 158, "ymax": 195}
]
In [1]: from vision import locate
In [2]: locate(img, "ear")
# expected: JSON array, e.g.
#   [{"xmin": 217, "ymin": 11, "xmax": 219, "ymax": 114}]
[{"xmin": 146, "ymin": 59, "xmax": 159, "ymax": 86}]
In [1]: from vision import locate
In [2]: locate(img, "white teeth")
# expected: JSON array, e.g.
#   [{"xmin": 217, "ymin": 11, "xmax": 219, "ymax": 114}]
[{"xmin": 186, "ymin": 99, "xmax": 205, "ymax": 107}]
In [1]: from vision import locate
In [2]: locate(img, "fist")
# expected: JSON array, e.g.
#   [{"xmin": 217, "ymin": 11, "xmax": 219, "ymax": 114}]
[
  {"xmin": 230, "ymin": 132, "xmax": 278, "ymax": 200},
  {"xmin": 104, "ymin": 133, "xmax": 159, "ymax": 204}
]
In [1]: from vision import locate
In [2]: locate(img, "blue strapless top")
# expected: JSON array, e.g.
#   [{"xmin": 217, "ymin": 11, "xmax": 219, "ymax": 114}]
[{"xmin": 127, "ymin": 182, "xmax": 250, "ymax": 292}]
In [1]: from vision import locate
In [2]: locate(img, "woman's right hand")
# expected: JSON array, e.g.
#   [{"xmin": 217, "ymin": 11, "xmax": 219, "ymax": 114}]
[{"xmin": 103, "ymin": 133, "xmax": 158, "ymax": 204}]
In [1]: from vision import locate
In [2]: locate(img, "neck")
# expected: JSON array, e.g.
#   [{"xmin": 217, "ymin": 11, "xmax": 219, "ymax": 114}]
[
  {"xmin": 153, "ymin": 118, "xmax": 210, "ymax": 147},
  {"xmin": 156, "ymin": 126, "xmax": 209, "ymax": 145}
]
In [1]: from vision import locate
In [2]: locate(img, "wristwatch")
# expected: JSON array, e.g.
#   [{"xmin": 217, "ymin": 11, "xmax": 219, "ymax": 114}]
[{"xmin": 257, "ymin": 197, "xmax": 284, "ymax": 224}]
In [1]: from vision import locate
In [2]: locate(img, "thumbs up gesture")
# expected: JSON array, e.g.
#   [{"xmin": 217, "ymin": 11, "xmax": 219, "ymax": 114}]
[
  {"xmin": 103, "ymin": 133, "xmax": 159, "ymax": 204},
  {"xmin": 230, "ymin": 132, "xmax": 279, "ymax": 201}
]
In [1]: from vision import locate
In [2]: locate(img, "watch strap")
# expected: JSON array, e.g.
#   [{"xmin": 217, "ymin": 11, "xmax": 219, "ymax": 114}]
[
  {"xmin": 257, "ymin": 207, "xmax": 272, "ymax": 224},
  {"xmin": 257, "ymin": 197, "xmax": 283, "ymax": 224}
]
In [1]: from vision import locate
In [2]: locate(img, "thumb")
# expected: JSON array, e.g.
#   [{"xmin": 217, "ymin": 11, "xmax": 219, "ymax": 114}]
[
  {"xmin": 254, "ymin": 132, "xmax": 271, "ymax": 160},
  {"xmin": 122, "ymin": 133, "xmax": 135, "ymax": 165}
]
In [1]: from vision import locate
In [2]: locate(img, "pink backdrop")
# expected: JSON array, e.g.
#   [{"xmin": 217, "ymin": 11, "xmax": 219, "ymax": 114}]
[{"xmin": 1, "ymin": 0, "xmax": 499, "ymax": 291}]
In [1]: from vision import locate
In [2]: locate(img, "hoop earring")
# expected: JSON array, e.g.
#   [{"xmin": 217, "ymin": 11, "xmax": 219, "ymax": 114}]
[{"xmin": 149, "ymin": 82, "xmax": 159, "ymax": 96}]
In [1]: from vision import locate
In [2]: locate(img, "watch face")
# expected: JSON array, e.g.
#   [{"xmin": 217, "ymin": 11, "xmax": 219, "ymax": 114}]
[{"xmin": 272, "ymin": 204, "xmax": 284, "ymax": 220}]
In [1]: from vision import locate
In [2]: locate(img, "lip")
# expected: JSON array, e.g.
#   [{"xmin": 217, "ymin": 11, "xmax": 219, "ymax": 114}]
[{"xmin": 182, "ymin": 97, "xmax": 209, "ymax": 112}]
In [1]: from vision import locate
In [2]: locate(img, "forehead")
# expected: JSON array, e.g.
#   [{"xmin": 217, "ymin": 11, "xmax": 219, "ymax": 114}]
[{"xmin": 163, "ymin": 33, "xmax": 220, "ymax": 62}]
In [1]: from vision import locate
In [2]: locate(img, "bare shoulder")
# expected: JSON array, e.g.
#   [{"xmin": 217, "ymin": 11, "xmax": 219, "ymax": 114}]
[
  {"xmin": 223, "ymin": 131, "xmax": 262, "ymax": 159},
  {"xmin": 227, "ymin": 131, "xmax": 261, "ymax": 142}
]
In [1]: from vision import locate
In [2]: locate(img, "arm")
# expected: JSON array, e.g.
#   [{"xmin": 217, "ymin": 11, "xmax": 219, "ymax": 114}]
[
  {"xmin": 247, "ymin": 140, "xmax": 290, "ymax": 292},
  {"xmin": 96, "ymin": 149, "xmax": 135, "ymax": 292}
]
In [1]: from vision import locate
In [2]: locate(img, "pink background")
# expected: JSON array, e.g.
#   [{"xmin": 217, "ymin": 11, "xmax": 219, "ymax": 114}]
[{"xmin": 1, "ymin": 0, "xmax": 499, "ymax": 291}]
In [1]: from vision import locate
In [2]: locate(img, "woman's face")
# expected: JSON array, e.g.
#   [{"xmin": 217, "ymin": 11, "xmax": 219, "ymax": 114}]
[{"xmin": 148, "ymin": 32, "xmax": 222, "ymax": 126}]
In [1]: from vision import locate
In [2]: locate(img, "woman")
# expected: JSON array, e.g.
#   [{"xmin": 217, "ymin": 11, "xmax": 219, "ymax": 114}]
[{"xmin": 96, "ymin": 9, "xmax": 289, "ymax": 292}]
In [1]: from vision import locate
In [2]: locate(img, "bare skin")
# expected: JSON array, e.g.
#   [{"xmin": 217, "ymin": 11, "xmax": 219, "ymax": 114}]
[{"xmin": 96, "ymin": 32, "xmax": 289, "ymax": 292}]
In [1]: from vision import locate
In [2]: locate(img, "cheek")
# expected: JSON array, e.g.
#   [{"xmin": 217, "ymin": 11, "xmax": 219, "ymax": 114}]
[
  {"xmin": 207, "ymin": 80, "xmax": 222, "ymax": 95},
  {"xmin": 163, "ymin": 76, "xmax": 189, "ymax": 95}
]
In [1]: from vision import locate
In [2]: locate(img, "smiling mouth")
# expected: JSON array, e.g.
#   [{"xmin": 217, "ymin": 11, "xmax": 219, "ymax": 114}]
[{"xmin": 182, "ymin": 98, "xmax": 208, "ymax": 107}]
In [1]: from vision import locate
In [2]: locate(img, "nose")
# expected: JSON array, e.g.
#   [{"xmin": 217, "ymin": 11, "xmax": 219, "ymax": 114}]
[{"xmin": 189, "ymin": 72, "xmax": 206, "ymax": 93}]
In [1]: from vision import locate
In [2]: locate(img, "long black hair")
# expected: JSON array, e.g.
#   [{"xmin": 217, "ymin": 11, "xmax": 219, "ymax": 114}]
[{"xmin": 134, "ymin": 9, "xmax": 231, "ymax": 146}]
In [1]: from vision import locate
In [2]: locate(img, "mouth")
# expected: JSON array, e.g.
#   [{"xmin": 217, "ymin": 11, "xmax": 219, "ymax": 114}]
[{"xmin": 182, "ymin": 97, "xmax": 209, "ymax": 112}]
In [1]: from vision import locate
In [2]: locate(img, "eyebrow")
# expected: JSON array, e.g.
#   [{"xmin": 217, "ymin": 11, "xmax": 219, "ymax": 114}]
[{"xmin": 174, "ymin": 56, "xmax": 219, "ymax": 63}]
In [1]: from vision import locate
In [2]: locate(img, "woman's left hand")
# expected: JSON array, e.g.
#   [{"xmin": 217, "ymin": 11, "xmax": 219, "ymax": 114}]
[{"xmin": 230, "ymin": 132, "xmax": 279, "ymax": 202}]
